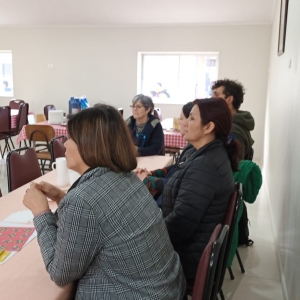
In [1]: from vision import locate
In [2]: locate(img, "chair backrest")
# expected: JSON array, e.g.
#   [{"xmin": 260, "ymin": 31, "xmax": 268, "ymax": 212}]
[
  {"xmin": 6, "ymin": 147, "xmax": 42, "ymax": 192},
  {"xmin": 9, "ymin": 99, "xmax": 25, "ymax": 110},
  {"xmin": 192, "ymin": 224, "xmax": 222, "ymax": 300},
  {"xmin": 44, "ymin": 105, "xmax": 56, "ymax": 120},
  {"xmin": 118, "ymin": 108, "xmax": 124, "ymax": 117},
  {"xmin": 50, "ymin": 135, "xmax": 67, "ymax": 162},
  {"xmin": 0, "ymin": 106, "xmax": 11, "ymax": 133},
  {"xmin": 25, "ymin": 124, "xmax": 55, "ymax": 146},
  {"xmin": 153, "ymin": 108, "xmax": 162, "ymax": 121},
  {"xmin": 192, "ymin": 224, "xmax": 229, "ymax": 300},
  {"xmin": 213, "ymin": 183, "xmax": 242, "ymax": 297},
  {"xmin": 36, "ymin": 114, "xmax": 47, "ymax": 123},
  {"xmin": 16, "ymin": 103, "xmax": 29, "ymax": 134}
]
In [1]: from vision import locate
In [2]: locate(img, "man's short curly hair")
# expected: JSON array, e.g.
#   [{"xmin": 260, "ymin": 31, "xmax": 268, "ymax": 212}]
[{"xmin": 211, "ymin": 79, "xmax": 245, "ymax": 110}]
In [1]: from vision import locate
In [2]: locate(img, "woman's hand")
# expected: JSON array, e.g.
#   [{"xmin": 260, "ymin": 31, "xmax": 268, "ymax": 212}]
[
  {"xmin": 23, "ymin": 185, "xmax": 50, "ymax": 217},
  {"xmin": 135, "ymin": 168, "xmax": 152, "ymax": 175},
  {"xmin": 33, "ymin": 181, "xmax": 66, "ymax": 205}
]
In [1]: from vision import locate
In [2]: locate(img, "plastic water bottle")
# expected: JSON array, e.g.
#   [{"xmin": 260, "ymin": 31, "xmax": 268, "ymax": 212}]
[
  {"xmin": 72, "ymin": 97, "xmax": 80, "ymax": 114},
  {"xmin": 69, "ymin": 96, "xmax": 74, "ymax": 115}
]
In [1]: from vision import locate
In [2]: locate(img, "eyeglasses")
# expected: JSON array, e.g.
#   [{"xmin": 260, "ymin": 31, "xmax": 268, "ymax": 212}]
[{"xmin": 130, "ymin": 105, "xmax": 144, "ymax": 110}]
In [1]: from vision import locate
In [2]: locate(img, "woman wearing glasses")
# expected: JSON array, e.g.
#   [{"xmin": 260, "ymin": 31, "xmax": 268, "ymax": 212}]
[
  {"xmin": 23, "ymin": 105, "xmax": 186, "ymax": 300},
  {"xmin": 126, "ymin": 94, "xmax": 164, "ymax": 156}
]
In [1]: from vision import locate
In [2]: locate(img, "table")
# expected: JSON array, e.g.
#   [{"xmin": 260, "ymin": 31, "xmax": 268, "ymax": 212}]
[
  {"xmin": 17, "ymin": 121, "xmax": 187, "ymax": 149},
  {"xmin": 0, "ymin": 171, "xmax": 74, "ymax": 300},
  {"xmin": 0, "ymin": 155, "xmax": 172, "ymax": 300},
  {"xmin": 161, "ymin": 118, "xmax": 187, "ymax": 149},
  {"xmin": 17, "ymin": 121, "xmax": 67, "ymax": 144},
  {"xmin": 11, "ymin": 110, "xmax": 34, "ymax": 129},
  {"xmin": 164, "ymin": 130, "xmax": 187, "ymax": 148}
]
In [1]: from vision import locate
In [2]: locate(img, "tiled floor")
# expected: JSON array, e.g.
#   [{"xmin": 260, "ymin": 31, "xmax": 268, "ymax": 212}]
[
  {"xmin": 0, "ymin": 143, "xmax": 285, "ymax": 299},
  {"xmin": 222, "ymin": 180, "xmax": 285, "ymax": 300}
]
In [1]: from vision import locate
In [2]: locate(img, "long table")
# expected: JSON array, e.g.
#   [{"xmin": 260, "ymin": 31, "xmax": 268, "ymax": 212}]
[
  {"xmin": 17, "ymin": 121, "xmax": 66, "ymax": 144},
  {"xmin": 0, "ymin": 155, "xmax": 173, "ymax": 300},
  {"xmin": 17, "ymin": 121, "xmax": 187, "ymax": 149}
]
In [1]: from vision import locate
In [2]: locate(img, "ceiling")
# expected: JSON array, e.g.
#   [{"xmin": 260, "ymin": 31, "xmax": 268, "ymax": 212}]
[{"xmin": 0, "ymin": 0, "xmax": 276, "ymax": 27}]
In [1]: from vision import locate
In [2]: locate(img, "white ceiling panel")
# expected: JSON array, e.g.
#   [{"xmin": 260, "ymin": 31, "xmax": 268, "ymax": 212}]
[{"xmin": 0, "ymin": 0, "xmax": 276, "ymax": 27}]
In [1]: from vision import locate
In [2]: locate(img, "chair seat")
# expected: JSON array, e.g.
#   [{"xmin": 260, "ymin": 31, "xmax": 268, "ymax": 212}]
[
  {"xmin": 36, "ymin": 151, "xmax": 51, "ymax": 160},
  {"xmin": 0, "ymin": 132, "xmax": 10, "ymax": 138},
  {"xmin": 10, "ymin": 128, "xmax": 18, "ymax": 135}
]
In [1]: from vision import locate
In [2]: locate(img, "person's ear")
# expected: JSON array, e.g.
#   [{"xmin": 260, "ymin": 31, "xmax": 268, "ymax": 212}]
[
  {"xmin": 204, "ymin": 121, "xmax": 215, "ymax": 134},
  {"xmin": 225, "ymin": 95, "xmax": 234, "ymax": 105}
]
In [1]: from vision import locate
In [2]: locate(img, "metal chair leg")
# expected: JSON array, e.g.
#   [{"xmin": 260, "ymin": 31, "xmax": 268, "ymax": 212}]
[
  {"xmin": 220, "ymin": 288, "xmax": 225, "ymax": 300},
  {"xmin": 236, "ymin": 249, "xmax": 245, "ymax": 273},
  {"xmin": 9, "ymin": 137, "xmax": 15, "ymax": 149},
  {"xmin": 228, "ymin": 267, "xmax": 234, "ymax": 280}
]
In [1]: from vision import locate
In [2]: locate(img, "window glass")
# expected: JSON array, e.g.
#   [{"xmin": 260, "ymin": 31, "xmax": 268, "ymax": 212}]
[{"xmin": 139, "ymin": 53, "xmax": 218, "ymax": 104}]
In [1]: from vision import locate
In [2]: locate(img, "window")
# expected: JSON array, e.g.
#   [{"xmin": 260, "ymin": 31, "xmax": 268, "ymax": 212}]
[
  {"xmin": 138, "ymin": 52, "xmax": 218, "ymax": 104},
  {"xmin": 0, "ymin": 51, "xmax": 13, "ymax": 97}
]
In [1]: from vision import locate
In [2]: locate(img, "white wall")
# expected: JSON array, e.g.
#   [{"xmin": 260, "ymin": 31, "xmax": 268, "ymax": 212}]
[
  {"xmin": 264, "ymin": 0, "xmax": 300, "ymax": 299},
  {"xmin": 0, "ymin": 25, "xmax": 271, "ymax": 160}
]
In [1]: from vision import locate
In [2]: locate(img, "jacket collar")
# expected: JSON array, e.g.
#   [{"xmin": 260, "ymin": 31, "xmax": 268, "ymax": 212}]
[
  {"xmin": 188, "ymin": 139, "xmax": 224, "ymax": 162},
  {"xmin": 68, "ymin": 167, "xmax": 110, "ymax": 192}
]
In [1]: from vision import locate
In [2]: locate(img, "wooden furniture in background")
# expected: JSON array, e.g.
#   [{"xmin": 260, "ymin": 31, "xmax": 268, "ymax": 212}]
[{"xmin": 25, "ymin": 124, "xmax": 55, "ymax": 173}]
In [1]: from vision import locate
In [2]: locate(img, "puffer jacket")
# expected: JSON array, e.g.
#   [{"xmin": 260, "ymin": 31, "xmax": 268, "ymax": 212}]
[{"xmin": 161, "ymin": 139, "xmax": 234, "ymax": 280}]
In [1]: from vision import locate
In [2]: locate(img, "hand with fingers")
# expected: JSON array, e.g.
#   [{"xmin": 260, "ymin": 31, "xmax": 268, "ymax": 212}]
[
  {"xmin": 134, "ymin": 168, "xmax": 152, "ymax": 175},
  {"xmin": 32, "ymin": 181, "xmax": 66, "ymax": 205},
  {"xmin": 23, "ymin": 184, "xmax": 50, "ymax": 217}
]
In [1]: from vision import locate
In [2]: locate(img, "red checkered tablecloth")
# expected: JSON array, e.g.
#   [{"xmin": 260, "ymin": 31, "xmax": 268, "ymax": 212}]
[
  {"xmin": 17, "ymin": 123, "xmax": 187, "ymax": 149},
  {"xmin": 11, "ymin": 115, "xmax": 18, "ymax": 128},
  {"xmin": 17, "ymin": 121, "xmax": 67, "ymax": 144},
  {"xmin": 11, "ymin": 111, "xmax": 34, "ymax": 129},
  {"xmin": 164, "ymin": 130, "xmax": 187, "ymax": 148}
]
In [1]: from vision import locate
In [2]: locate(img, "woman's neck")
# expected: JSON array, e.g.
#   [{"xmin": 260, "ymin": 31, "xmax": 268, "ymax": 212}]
[
  {"xmin": 192, "ymin": 135, "xmax": 215, "ymax": 150},
  {"xmin": 136, "ymin": 116, "xmax": 149, "ymax": 125}
]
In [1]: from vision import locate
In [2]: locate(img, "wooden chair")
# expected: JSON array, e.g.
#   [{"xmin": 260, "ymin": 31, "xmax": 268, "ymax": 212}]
[
  {"xmin": 9, "ymin": 99, "xmax": 25, "ymax": 110},
  {"xmin": 50, "ymin": 135, "xmax": 67, "ymax": 163},
  {"xmin": 10, "ymin": 103, "xmax": 29, "ymax": 148},
  {"xmin": 25, "ymin": 124, "xmax": 55, "ymax": 174},
  {"xmin": 36, "ymin": 114, "xmax": 47, "ymax": 123},
  {"xmin": 153, "ymin": 108, "xmax": 162, "ymax": 121},
  {"xmin": 44, "ymin": 105, "xmax": 56, "ymax": 120},
  {"xmin": 213, "ymin": 183, "xmax": 242, "ymax": 300},
  {"xmin": 6, "ymin": 147, "xmax": 42, "ymax": 192},
  {"xmin": 189, "ymin": 224, "xmax": 229, "ymax": 300},
  {"xmin": 0, "ymin": 106, "xmax": 13, "ymax": 158}
]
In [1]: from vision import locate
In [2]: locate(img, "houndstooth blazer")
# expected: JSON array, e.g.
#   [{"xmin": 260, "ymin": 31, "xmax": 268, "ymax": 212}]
[{"xmin": 34, "ymin": 167, "xmax": 186, "ymax": 300}]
